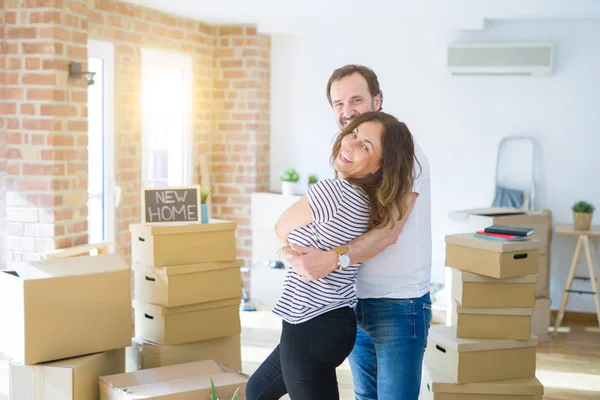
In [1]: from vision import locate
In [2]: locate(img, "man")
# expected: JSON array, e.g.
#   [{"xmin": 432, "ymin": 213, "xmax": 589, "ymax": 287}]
[{"xmin": 281, "ymin": 65, "xmax": 432, "ymax": 400}]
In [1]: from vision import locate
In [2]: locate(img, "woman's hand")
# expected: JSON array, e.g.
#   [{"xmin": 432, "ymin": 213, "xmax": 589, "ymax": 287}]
[{"xmin": 286, "ymin": 243, "xmax": 339, "ymax": 281}]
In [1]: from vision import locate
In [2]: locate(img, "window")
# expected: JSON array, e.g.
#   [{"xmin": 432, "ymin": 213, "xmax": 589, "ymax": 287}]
[{"xmin": 141, "ymin": 49, "xmax": 193, "ymax": 188}]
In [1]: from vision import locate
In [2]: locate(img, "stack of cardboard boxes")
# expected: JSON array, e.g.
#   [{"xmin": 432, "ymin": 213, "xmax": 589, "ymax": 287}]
[
  {"xmin": 448, "ymin": 208, "xmax": 552, "ymax": 342},
  {"xmin": 0, "ymin": 254, "xmax": 131, "ymax": 398},
  {"xmin": 128, "ymin": 220, "xmax": 244, "ymax": 372},
  {"xmin": 420, "ymin": 233, "xmax": 544, "ymax": 399}
]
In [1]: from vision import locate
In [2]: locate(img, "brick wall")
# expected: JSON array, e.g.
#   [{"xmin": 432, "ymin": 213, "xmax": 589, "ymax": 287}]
[
  {"xmin": 2, "ymin": 0, "xmax": 90, "ymax": 265},
  {"xmin": 0, "ymin": 0, "xmax": 270, "ymax": 267}
]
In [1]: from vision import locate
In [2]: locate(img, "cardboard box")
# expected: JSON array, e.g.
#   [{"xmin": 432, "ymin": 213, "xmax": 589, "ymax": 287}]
[
  {"xmin": 134, "ymin": 298, "xmax": 241, "ymax": 346},
  {"xmin": 9, "ymin": 349, "xmax": 124, "ymax": 400},
  {"xmin": 0, "ymin": 254, "xmax": 131, "ymax": 364},
  {"xmin": 445, "ymin": 233, "xmax": 539, "ymax": 279},
  {"xmin": 536, "ymin": 253, "xmax": 549, "ymax": 298},
  {"xmin": 451, "ymin": 301, "xmax": 533, "ymax": 340},
  {"xmin": 126, "ymin": 335, "xmax": 242, "ymax": 372},
  {"xmin": 420, "ymin": 365, "xmax": 543, "ymax": 400},
  {"xmin": 451, "ymin": 268, "xmax": 536, "ymax": 308},
  {"xmin": 133, "ymin": 260, "xmax": 243, "ymax": 307},
  {"xmin": 100, "ymin": 360, "xmax": 248, "ymax": 399},
  {"xmin": 130, "ymin": 220, "xmax": 237, "ymax": 267},
  {"xmin": 532, "ymin": 298, "xmax": 551, "ymax": 343},
  {"xmin": 424, "ymin": 326, "xmax": 537, "ymax": 384}
]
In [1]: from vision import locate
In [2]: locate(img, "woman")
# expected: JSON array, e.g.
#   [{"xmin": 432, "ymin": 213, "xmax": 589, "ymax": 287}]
[{"xmin": 246, "ymin": 111, "xmax": 416, "ymax": 400}]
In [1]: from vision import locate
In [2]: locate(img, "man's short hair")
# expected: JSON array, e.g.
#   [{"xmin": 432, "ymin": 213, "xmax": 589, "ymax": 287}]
[{"xmin": 326, "ymin": 64, "xmax": 384, "ymax": 110}]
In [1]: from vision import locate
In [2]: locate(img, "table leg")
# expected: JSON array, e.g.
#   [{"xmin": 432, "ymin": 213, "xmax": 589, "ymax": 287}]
[
  {"xmin": 554, "ymin": 235, "xmax": 583, "ymax": 334},
  {"xmin": 583, "ymin": 236, "xmax": 600, "ymax": 328}
]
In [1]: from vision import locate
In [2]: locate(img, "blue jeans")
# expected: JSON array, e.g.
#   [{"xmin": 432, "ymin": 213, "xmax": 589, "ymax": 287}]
[{"xmin": 348, "ymin": 293, "xmax": 432, "ymax": 400}]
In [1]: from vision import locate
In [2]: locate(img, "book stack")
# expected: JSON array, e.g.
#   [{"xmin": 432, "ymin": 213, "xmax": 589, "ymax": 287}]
[
  {"xmin": 474, "ymin": 225, "xmax": 534, "ymax": 242},
  {"xmin": 419, "ymin": 233, "xmax": 544, "ymax": 399}
]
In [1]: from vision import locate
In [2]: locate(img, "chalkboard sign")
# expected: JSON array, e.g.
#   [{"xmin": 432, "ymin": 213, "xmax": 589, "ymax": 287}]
[{"xmin": 142, "ymin": 185, "xmax": 201, "ymax": 224}]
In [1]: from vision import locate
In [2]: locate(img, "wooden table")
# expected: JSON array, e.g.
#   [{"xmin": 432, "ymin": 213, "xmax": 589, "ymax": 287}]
[{"xmin": 553, "ymin": 224, "xmax": 600, "ymax": 333}]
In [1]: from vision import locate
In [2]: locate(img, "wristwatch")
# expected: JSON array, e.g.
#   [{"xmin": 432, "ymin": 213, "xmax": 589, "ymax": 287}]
[{"xmin": 333, "ymin": 247, "xmax": 351, "ymax": 270}]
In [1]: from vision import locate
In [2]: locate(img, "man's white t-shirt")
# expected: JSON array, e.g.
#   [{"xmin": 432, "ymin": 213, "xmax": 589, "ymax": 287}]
[{"xmin": 356, "ymin": 141, "xmax": 432, "ymax": 299}]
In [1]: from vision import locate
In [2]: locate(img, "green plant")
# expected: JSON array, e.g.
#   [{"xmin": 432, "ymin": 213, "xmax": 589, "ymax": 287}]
[
  {"xmin": 572, "ymin": 201, "xmax": 595, "ymax": 214},
  {"xmin": 280, "ymin": 168, "xmax": 300, "ymax": 183},
  {"xmin": 308, "ymin": 174, "xmax": 318, "ymax": 184},
  {"xmin": 210, "ymin": 377, "xmax": 240, "ymax": 400},
  {"xmin": 200, "ymin": 186, "xmax": 211, "ymax": 204}
]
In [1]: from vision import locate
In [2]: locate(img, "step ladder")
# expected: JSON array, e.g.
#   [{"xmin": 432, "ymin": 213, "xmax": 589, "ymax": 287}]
[{"xmin": 553, "ymin": 225, "xmax": 600, "ymax": 333}]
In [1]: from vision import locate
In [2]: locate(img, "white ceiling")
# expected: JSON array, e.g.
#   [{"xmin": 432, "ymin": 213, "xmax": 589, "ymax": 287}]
[{"xmin": 121, "ymin": 0, "xmax": 600, "ymax": 33}]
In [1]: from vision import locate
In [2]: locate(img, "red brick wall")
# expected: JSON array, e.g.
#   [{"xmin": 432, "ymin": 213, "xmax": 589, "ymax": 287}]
[
  {"xmin": 0, "ymin": 0, "xmax": 270, "ymax": 267},
  {"xmin": 2, "ymin": 0, "xmax": 90, "ymax": 264},
  {"xmin": 212, "ymin": 26, "xmax": 271, "ymax": 261}
]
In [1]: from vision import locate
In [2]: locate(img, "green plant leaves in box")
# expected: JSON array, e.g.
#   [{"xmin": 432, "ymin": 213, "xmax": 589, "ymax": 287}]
[
  {"xmin": 280, "ymin": 168, "xmax": 300, "ymax": 183},
  {"xmin": 572, "ymin": 200, "xmax": 595, "ymax": 214}
]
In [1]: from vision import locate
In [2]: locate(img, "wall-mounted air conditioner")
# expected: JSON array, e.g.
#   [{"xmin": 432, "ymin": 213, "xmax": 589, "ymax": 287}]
[{"xmin": 447, "ymin": 42, "xmax": 553, "ymax": 76}]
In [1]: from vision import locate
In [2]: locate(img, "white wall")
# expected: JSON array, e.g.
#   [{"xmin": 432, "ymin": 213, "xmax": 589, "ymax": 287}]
[{"xmin": 269, "ymin": 20, "xmax": 600, "ymax": 312}]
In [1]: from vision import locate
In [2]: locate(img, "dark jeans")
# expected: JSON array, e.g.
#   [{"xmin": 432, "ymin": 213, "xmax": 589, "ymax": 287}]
[{"xmin": 246, "ymin": 306, "xmax": 357, "ymax": 400}]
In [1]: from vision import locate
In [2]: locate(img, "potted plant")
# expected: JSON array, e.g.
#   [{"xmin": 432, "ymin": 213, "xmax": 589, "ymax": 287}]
[
  {"xmin": 572, "ymin": 200, "xmax": 595, "ymax": 230},
  {"xmin": 210, "ymin": 377, "xmax": 240, "ymax": 400},
  {"xmin": 308, "ymin": 174, "xmax": 318, "ymax": 190},
  {"xmin": 280, "ymin": 168, "xmax": 300, "ymax": 196},
  {"xmin": 200, "ymin": 186, "xmax": 211, "ymax": 224}
]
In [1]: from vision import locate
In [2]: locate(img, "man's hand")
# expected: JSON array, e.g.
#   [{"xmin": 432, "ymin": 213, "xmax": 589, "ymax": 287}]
[{"xmin": 287, "ymin": 243, "xmax": 338, "ymax": 281}]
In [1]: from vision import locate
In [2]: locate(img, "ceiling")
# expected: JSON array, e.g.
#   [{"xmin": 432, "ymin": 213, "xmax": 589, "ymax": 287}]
[{"xmin": 120, "ymin": 0, "xmax": 600, "ymax": 33}]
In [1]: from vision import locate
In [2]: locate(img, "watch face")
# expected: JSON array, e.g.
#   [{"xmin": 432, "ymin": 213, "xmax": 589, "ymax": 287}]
[{"xmin": 339, "ymin": 254, "xmax": 351, "ymax": 269}]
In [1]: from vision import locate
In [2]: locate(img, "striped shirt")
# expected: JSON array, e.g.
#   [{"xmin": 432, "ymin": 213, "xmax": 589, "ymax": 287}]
[{"xmin": 272, "ymin": 179, "xmax": 371, "ymax": 324}]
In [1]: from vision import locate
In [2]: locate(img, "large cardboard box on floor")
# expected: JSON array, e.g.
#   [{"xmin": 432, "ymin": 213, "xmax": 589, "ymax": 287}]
[
  {"xmin": 0, "ymin": 254, "xmax": 131, "ymax": 364},
  {"xmin": 451, "ymin": 301, "xmax": 533, "ymax": 340},
  {"xmin": 9, "ymin": 349, "xmax": 124, "ymax": 400},
  {"xmin": 134, "ymin": 298, "xmax": 241, "ymax": 346},
  {"xmin": 445, "ymin": 233, "xmax": 539, "ymax": 279},
  {"xmin": 424, "ymin": 326, "xmax": 537, "ymax": 384},
  {"xmin": 451, "ymin": 268, "xmax": 537, "ymax": 308},
  {"xmin": 126, "ymin": 335, "xmax": 242, "ymax": 372},
  {"xmin": 133, "ymin": 260, "xmax": 243, "ymax": 307},
  {"xmin": 100, "ymin": 360, "xmax": 248, "ymax": 399},
  {"xmin": 130, "ymin": 220, "xmax": 237, "ymax": 267},
  {"xmin": 448, "ymin": 207, "xmax": 552, "ymax": 297},
  {"xmin": 532, "ymin": 297, "xmax": 551, "ymax": 343},
  {"xmin": 419, "ymin": 365, "xmax": 543, "ymax": 400}
]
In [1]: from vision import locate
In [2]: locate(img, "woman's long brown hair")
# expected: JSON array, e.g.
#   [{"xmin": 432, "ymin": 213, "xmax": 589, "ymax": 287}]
[{"xmin": 330, "ymin": 112, "xmax": 418, "ymax": 229}]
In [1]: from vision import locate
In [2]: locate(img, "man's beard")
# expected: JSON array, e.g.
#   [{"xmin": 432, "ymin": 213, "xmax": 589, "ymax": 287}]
[{"xmin": 338, "ymin": 100, "xmax": 376, "ymax": 127}]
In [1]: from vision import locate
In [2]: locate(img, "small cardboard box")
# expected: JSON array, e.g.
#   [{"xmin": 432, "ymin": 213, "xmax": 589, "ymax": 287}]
[
  {"xmin": 424, "ymin": 326, "xmax": 537, "ymax": 384},
  {"xmin": 134, "ymin": 298, "xmax": 241, "ymax": 346},
  {"xmin": 445, "ymin": 233, "xmax": 539, "ymax": 279},
  {"xmin": 126, "ymin": 335, "xmax": 242, "ymax": 372},
  {"xmin": 451, "ymin": 301, "xmax": 533, "ymax": 340},
  {"xmin": 130, "ymin": 220, "xmax": 237, "ymax": 267},
  {"xmin": 133, "ymin": 260, "xmax": 243, "ymax": 307},
  {"xmin": 100, "ymin": 359, "xmax": 248, "ymax": 400},
  {"xmin": 420, "ymin": 365, "xmax": 543, "ymax": 400},
  {"xmin": 9, "ymin": 349, "xmax": 124, "ymax": 400},
  {"xmin": 451, "ymin": 268, "xmax": 537, "ymax": 308},
  {"xmin": 532, "ymin": 298, "xmax": 551, "ymax": 343},
  {"xmin": 0, "ymin": 254, "xmax": 132, "ymax": 364}
]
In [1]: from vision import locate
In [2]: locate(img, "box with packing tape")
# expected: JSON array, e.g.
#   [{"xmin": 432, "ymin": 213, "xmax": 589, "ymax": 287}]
[
  {"xmin": 100, "ymin": 359, "xmax": 248, "ymax": 399},
  {"xmin": 9, "ymin": 349, "xmax": 124, "ymax": 400},
  {"xmin": 126, "ymin": 335, "xmax": 242, "ymax": 372},
  {"xmin": 445, "ymin": 233, "xmax": 539, "ymax": 279},
  {"xmin": 130, "ymin": 220, "xmax": 237, "ymax": 267},
  {"xmin": 451, "ymin": 268, "xmax": 537, "ymax": 308},
  {"xmin": 0, "ymin": 254, "xmax": 131, "ymax": 364},
  {"xmin": 424, "ymin": 326, "xmax": 537, "ymax": 384},
  {"xmin": 133, "ymin": 260, "xmax": 243, "ymax": 307},
  {"xmin": 133, "ymin": 298, "xmax": 241, "ymax": 346},
  {"xmin": 419, "ymin": 365, "xmax": 544, "ymax": 400},
  {"xmin": 451, "ymin": 301, "xmax": 533, "ymax": 340}
]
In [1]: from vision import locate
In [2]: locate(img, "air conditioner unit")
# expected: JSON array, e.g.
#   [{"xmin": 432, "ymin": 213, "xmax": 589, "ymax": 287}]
[{"xmin": 447, "ymin": 43, "xmax": 553, "ymax": 76}]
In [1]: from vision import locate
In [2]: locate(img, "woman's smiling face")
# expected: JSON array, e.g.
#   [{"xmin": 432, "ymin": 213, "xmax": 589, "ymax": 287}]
[{"xmin": 333, "ymin": 120, "xmax": 383, "ymax": 179}]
